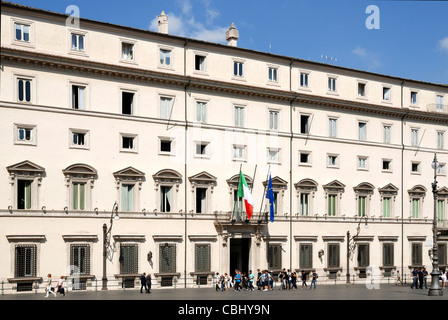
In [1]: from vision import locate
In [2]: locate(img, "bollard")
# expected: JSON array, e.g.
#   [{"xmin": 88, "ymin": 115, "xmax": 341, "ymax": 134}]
[{"xmin": 1, "ymin": 281, "xmax": 3, "ymax": 295}]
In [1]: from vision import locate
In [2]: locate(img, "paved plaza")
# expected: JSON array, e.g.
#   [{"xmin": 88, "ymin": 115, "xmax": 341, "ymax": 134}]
[{"xmin": 1, "ymin": 283, "xmax": 447, "ymax": 300}]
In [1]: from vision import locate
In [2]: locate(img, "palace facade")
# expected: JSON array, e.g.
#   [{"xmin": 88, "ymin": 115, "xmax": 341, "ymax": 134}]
[{"xmin": 1, "ymin": 2, "xmax": 448, "ymax": 292}]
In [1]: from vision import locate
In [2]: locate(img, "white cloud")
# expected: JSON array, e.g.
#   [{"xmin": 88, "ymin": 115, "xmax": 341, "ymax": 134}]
[
  {"xmin": 149, "ymin": 1, "xmax": 228, "ymax": 44},
  {"xmin": 352, "ymin": 45, "xmax": 382, "ymax": 70},
  {"xmin": 352, "ymin": 45, "xmax": 367, "ymax": 57},
  {"xmin": 437, "ymin": 37, "xmax": 448, "ymax": 52}
]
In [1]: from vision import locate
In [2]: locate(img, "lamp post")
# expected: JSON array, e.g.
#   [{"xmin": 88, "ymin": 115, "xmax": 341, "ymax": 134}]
[
  {"xmin": 429, "ymin": 154, "xmax": 442, "ymax": 296},
  {"xmin": 346, "ymin": 215, "xmax": 368, "ymax": 283},
  {"xmin": 102, "ymin": 202, "xmax": 119, "ymax": 290}
]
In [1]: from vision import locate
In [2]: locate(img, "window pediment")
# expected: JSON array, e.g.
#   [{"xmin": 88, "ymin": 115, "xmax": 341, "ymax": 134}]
[
  {"xmin": 408, "ymin": 185, "xmax": 427, "ymax": 196},
  {"xmin": 378, "ymin": 183, "xmax": 399, "ymax": 196},
  {"xmin": 114, "ymin": 167, "xmax": 145, "ymax": 180},
  {"xmin": 188, "ymin": 171, "xmax": 217, "ymax": 185},
  {"xmin": 153, "ymin": 169, "xmax": 182, "ymax": 183},
  {"xmin": 323, "ymin": 180, "xmax": 345, "ymax": 192},
  {"xmin": 262, "ymin": 176, "xmax": 288, "ymax": 189},
  {"xmin": 227, "ymin": 174, "xmax": 253, "ymax": 187},
  {"xmin": 7, "ymin": 160, "xmax": 45, "ymax": 175},
  {"xmin": 353, "ymin": 182, "xmax": 375, "ymax": 195},
  {"xmin": 63, "ymin": 163, "xmax": 97, "ymax": 178},
  {"xmin": 295, "ymin": 178, "xmax": 318, "ymax": 191}
]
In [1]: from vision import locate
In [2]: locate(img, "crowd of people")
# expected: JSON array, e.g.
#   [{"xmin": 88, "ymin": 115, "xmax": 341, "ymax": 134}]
[{"xmin": 214, "ymin": 268, "xmax": 318, "ymax": 292}]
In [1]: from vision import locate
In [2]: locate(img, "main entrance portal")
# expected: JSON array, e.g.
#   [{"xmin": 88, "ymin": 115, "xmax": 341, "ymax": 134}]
[{"xmin": 230, "ymin": 238, "xmax": 250, "ymax": 276}]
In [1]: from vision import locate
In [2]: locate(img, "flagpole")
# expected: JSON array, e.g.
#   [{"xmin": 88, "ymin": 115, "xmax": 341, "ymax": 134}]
[
  {"xmin": 258, "ymin": 166, "xmax": 270, "ymax": 223},
  {"xmin": 232, "ymin": 163, "xmax": 242, "ymax": 222}
]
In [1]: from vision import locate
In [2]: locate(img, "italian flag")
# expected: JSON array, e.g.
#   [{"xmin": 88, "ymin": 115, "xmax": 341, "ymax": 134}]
[{"xmin": 238, "ymin": 171, "xmax": 254, "ymax": 220}]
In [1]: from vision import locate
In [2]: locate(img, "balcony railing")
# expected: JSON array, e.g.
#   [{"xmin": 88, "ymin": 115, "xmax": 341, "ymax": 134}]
[{"xmin": 427, "ymin": 103, "xmax": 448, "ymax": 114}]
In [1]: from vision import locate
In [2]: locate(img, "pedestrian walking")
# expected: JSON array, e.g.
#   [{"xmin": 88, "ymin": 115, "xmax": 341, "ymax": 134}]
[
  {"xmin": 441, "ymin": 270, "xmax": 447, "ymax": 289},
  {"xmin": 146, "ymin": 273, "xmax": 152, "ymax": 293},
  {"xmin": 291, "ymin": 272, "xmax": 298, "ymax": 290},
  {"xmin": 248, "ymin": 270, "xmax": 254, "ymax": 291},
  {"xmin": 395, "ymin": 270, "xmax": 403, "ymax": 285},
  {"xmin": 57, "ymin": 275, "xmax": 66, "ymax": 296},
  {"xmin": 45, "ymin": 273, "xmax": 57, "ymax": 298},
  {"xmin": 310, "ymin": 271, "xmax": 318, "ymax": 290},
  {"xmin": 234, "ymin": 269, "xmax": 241, "ymax": 291},
  {"xmin": 140, "ymin": 272, "xmax": 147, "ymax": 293},
  {"xmin": 301, "ymin": 270, "xmax": 308, "ymax": 289},
  {"xmin": 215, "ymin": 272, "xmax": 221, "ymax": 291}
]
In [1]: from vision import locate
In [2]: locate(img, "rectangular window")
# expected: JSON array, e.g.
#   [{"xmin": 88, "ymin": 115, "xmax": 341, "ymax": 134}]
[
  {"xmin": 358, "ymin": 122, "xmax": 367, "ymax": 141},
  {"xmin": 328, "ymin": 194, "xmax": 337, "ymax": 216},
  {"xmin": 269, "ymin": 110, "xmax": 279, "ymax": 130},
  {"xmin": 121, "ymin": 184, "xmax": 134, "ymax": 212},
  {"xmin": 122, "ymin": 137, "xmax": 134, "ymax": 150},
  {"xmin": 72, "ymin": 85, "xmax": 85, "ymax": 110},
  {"xmin": 358, "ymin": 83, "xmax": 366, "ymax": 97},
  {"xmin": 160, "ymin": 140, "xmax": 172, "ymax": 153},
  {"xmin": 268, "ymin": 244, "xmax": 282, "ymax": 270},
  {"xmin": 122, "ymin": 43, "xmax": 134, "ymax": 61},
  {"xmin": 160, "ymin": 186, "xmax": 172, "ymax": 213},
  {"xmin": 72, "ymin": 182, "xmax": 86, "ymax": 210},
  {"xmin": 383, "ymin": 87, "xmax": 391, "ymax": 101},
  {"xmin": 436, "ymin": 95, "xmax": 444, "ymax": 111},
  {"xmin": 299, "ymin": 244, "xmax": 312, "ymax": 269},
  {"xmin": 300, "ymin": 73, "xmax": 309, "ymax": 87},
  {"xmin": 195, "ymin": 244, "xmax": 211, "ymax": 272},
  {"xmin": 357, "ymin": 244, "xmax": 370, "ymax": 267},
  {"xmin": 160, "ymin": 49, "xmax": 171, "ymax": 66},
  {"xmin": 195, "ymin": 55, "xmax": 206, "ymax": 72},
  {"xmin": 328, "ymin": 244, "xmax": 340, "ymax": 268},
  {"xmin": 18, "ymin": 127, "xmax": 32, "ymax": 141},
  {"xmin": 73, "ymin": 132, "xmax": 85, "ymax": 146},
  {"xmin": 327, "ymin": 155, "xmax": 338, "ymax": 167},
  {"xmin": 159, "ymin": 243, "xmax": 176, "ymax": 273},
  {"xmin": 70, "ymin": 244, "xmax": 90, "ymax": 275},
  {"xmin": 382, "ymin": 160, "xmax": 391, "ymax": 171},
  {"xmin": 160, "ymin": 97, "xmax": 173, "ymax": 119},
  {"xmin": 438, "ymin": 200, "xmax": 445, "ymax": 222},
  {"xmin": 17, "ymin": 78, "xmax": 31, "ymax": 103},
  {"xmin": 437, "ymin": 164, "xmax": 446, "ymax": 175},
  {"xmin": 268, "ymin": 67, "xmax": 278, "ymax": 82},
  {"xmin": 300, "ymin": 115, "xmax": 310, "ymax": 134},
  {"xmin": 411, "ymin": 243, "xmax": 422, "ymax": 266},
  {"xmin": 411, "ymin": 199, "xmax": 420, "ymax": 218},
  {"xmin": 17, "ymin": 179, "xmax": 32, "ymax": 209},
  {"xmin": 437, "ymin": 132, "xmax": 445, "ymax": 149},
  {"xmin": 383, "ymin": 243, "xmax": 394, "ymax": 267},
  {"xmin": 328, "ymin": 77, "xmax": 336, "ymax": 92},
  {"xmin": 195, "ymin": 142, "xmax": 209, "ymax": 156},
  {"xmin": 120, "ymin": 244, "xmax": 138, "ymax": 274},
  {"xmin": 411, "ymin": 129, "xmax": 419, "ymax": 147},
  {"xmin": 383, "ymin": 125, "xmax": 391, "ymax": 143},
  {"xmin": 15, "ymin": 245, "xmax": 36, "ymax": 278},
  {"xmin": 411, "ymin": 162, "xmax": 420, "ymax": 173},
  {"xmin": 268, "ymin": 149, "xmax": 279, "ymax": 162},
  {"xmin": 329, "ymin": 118, "xmax": 337, "ymax": 137},
  {"xmin": 196, "ymin": 101, "xmax": 207, "ymax": 123},
  {"xmin": 358, "ymin": 157, "xmax": 367, "ymax": 169},
  {"xmin": 15, "ymin": 23, "xmax": 30, "ymax": 42},
  {"xmin": 195, "ymin": 188, "xmax": 207, "ymax": 214},
  {"xmin": 299, "ymin": 152, "xmax": 311, "ymax": 165},
  {"xmin": 233, "ymin": 145, "xmax": 245, "ymax": 160},
  {"xmin": 122, "ymin": 92, "xmax": 134, "ymax": 115},
  {"xmin": 411, "ymin": 91, "xmax": 418, "ymax": 105},
  {"xmin": 71, "ymin": 33, "xmax": 85, "ymax": 51},
  {"xmin": 233, "ymin": 61, "xmax": 244, "ymax": 77},
  {"xmin": 358, "ymin": 196, "xmax": 366, "ymax": 217},
  {"xmin": 383, "ymin": 197, "xmax": 391, "ymax": 217},
  {"xmin": 234, "ymin": 106, "xmax": 245, "ymax": 127},
  {"xmin": 300, "ymin": 193, "xmax": 309, "ymax": 216}
]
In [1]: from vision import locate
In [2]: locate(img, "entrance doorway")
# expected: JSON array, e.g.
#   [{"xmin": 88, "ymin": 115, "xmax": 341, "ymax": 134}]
[{"xmin": 230, "ymin": 238, "xmax": 250, "ymax": 276}]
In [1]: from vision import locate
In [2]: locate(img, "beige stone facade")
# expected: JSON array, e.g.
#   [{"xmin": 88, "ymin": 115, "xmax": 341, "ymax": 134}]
[{"xmin": 1, "ymin": 2, "xmax": 448, "ymax": 292}]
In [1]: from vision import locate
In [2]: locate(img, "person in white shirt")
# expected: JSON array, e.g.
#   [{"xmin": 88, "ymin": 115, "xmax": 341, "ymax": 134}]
[{"xmin": 45, "ymin": 273, "xmax": 57, "ymax": 297}]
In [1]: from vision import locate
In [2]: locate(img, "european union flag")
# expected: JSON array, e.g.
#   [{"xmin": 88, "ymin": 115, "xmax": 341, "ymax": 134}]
[{"xmin": 266, "ymin": 174, "xmax": 275, "ymax": 222}]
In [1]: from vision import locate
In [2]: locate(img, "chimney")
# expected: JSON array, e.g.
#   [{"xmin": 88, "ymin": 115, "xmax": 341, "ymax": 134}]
[
  {"xmin": 226, "ymin": 23, "xmax": 239, "ymax": 47},
  {"xmin": 158, "ymin": 11, "xmax": 168, "ymax": 34}
]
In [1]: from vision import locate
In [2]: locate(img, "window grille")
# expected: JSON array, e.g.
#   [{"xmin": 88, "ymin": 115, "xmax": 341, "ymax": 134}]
[
  {"xmin": 268, "ymin": 244, "xmax": 282, "ymax": 270},
  {"xmin": 120, "ymin": 244, "xmax": 138, "ymax": 274},
  {"xmin": 15, "ymin": 244, "xmax": 36, "ymax": 278},
  {"xmin": 70, "ymin": 244, "xmax": 90, "ymax": 275},
  {"xmin": 159, "ymin": 244, "xmax": 176, "ymax": 273},
  {"xmin": 195, "ymin": 244, "xmax": 210, "ymax": 272}
]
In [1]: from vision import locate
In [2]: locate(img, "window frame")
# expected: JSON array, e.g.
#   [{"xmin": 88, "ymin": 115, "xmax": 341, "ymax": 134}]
[{"xmin": 14, "ymin": 123, "xmax": 37, "ymax": 146}]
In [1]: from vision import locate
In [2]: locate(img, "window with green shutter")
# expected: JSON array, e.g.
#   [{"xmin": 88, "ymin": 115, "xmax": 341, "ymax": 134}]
[{"xmin": 300, "ymin": 244, "xmax": 312, "ymax": 269}]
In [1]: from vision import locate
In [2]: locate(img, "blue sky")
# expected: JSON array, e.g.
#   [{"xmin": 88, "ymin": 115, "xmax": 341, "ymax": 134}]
[{"xmin": 5, "ymin": 0, "xmax": 448, "ymax": 84}]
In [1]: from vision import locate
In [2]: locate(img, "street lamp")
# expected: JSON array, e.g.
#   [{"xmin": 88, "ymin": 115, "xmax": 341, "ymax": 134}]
[
  {"xmin": 102, "ymin": 202, "xmax": 119, "ymax": 290},
  {"xmin": 429, "ymin": 154, "xmax": 443, "ymax": 296},
  {"xmin": 346, "ymin": 215, "xmax": 368, "ymax": 283}
]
